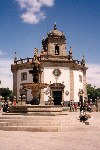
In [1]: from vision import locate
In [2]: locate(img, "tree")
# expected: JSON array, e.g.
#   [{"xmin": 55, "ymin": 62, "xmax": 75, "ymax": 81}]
[
  {"xmin": 87, "ymin": 84, "xmax": 100, "ymax": 102},
  {"xmin": 0, "ymin": 88, "xmax": 13, "ymax": 101}
]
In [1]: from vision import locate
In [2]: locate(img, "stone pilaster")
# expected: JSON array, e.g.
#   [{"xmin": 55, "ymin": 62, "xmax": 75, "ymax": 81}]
[
  {"xmin": 70, "ymin": 69, "xmax": 74, "ymax": 101},
  {"xmin": 13, "ymin": 69, "xmax": 17, "ymax": 100},
  {"xmin": 40, "ymin": 68, "xmax": 45, "ymax": 105},
  {"xmin": 83, "ymin": 70, "xmax": 87, "ymax": 98}
]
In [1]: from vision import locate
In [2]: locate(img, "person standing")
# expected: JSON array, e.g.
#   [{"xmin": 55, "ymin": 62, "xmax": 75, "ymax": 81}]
[
  {"xmin": 0, "ymin": 98, "xmax": 3, "ymax": 115},
  {"xmin": 3, "ymin": 101, "xmax": 9, "ymax": 112}
]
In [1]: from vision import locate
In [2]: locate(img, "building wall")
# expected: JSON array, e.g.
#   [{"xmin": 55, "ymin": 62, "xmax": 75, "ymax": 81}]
[
  {"xmin": 74, "ymin": 70, "xmax": 83, "ymax": 102},
  {"xmin": 48, "ymin": 39, "xmax": 66, "ymax": 56},
  {"xmin": 43, "ymin": 67, "xmax": 70, "ymax": 102},
  {"xmin": 15, "ymin": 66, "xmax": 86, "ymax": 104},
  {"xmin": 17, "ymin": 69, "xmax": 33, "ymax": 101}
]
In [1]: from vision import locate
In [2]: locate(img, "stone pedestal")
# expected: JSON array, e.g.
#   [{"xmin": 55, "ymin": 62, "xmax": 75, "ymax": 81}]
[
  {"xmin": 21, "ymin": 101, "xmax": 26, "ymax": 106},
  {"xmin": 39, "ymin": 99, "xmax": 45, "ymax": 105},
  {"xmin": 17, "ymin": 101, "xmax": 22, "ymax": 106}
]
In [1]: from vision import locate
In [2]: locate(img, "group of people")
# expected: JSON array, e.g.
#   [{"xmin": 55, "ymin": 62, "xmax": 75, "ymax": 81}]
[
  {"xmin": 70, "ymin": 101, "xmax": 78, "ymax": 112},
  {"xmin": 80, "ymin": 103, "xmax": 92, "ymax": 115},
  {"xmin": 79, "ymin": 105, "xmax": 91, "ymax": 122},
  {"xmin": 69, "ymin": 100, "xmax": 92, "ymax": 114}
]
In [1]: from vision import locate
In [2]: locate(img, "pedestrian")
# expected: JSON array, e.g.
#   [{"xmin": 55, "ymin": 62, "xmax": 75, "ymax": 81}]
[
  {"xmin": 3, "ymin": 101, "xmax": 9, "ymax": 112},
  {"xmin": 74, "ymin": 103, "xmax": 77, "ymax": 112},
  {"xmin": 80, "ymin": 106, "xmax": 83, "ymax": 115},
  {"xmin": 0, "ymin": 98, "xmax": 3, "ymax": 115},
  {"xmin": 72, "ymin": 104, "xmax": 75, "ymax": 111},
  {"xmin": 70, "ymin": 100, "xmax": 73, "ymax": 111}
]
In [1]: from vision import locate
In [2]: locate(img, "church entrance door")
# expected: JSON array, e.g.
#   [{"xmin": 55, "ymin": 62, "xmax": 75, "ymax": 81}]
[{"xmin": 53, "ymin": 91, "xmax": 62, "ymax": 105}]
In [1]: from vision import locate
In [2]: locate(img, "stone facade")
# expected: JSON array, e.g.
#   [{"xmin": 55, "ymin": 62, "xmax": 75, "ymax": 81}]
[{"xmin": 11, "ymin": 24, "xmax": 88, "ymax": 106}]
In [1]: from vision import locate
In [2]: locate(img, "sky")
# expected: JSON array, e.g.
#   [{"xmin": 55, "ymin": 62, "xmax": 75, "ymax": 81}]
[{"xmin": 0, "ymin": 0, "xmax": 100, "ymax": 90}]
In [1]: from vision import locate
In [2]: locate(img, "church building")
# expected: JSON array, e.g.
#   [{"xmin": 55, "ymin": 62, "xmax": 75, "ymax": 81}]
[{"xmin": 11, "ymin": 24, "xmax": 88, "ymax": 106}]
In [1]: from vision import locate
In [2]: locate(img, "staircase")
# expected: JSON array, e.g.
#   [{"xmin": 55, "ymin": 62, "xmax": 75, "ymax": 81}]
[{"xmin": 0, "ymin": 112, "xmax": 81, "ymax": 132}]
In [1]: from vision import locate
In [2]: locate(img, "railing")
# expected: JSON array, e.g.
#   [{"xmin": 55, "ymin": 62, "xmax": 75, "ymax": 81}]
[
  {"xmin": 14, "ymin": 57, "xmax": 35, "ymax": 65},
  {"xmin": 14, "ymin": 56, "xmax": 84, "ymax": 66}
]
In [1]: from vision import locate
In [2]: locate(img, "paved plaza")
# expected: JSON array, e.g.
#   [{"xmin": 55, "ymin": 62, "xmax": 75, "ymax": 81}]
[{"xmin": 0, "ymin": 112, "xmax": 100, "ymax": 150}]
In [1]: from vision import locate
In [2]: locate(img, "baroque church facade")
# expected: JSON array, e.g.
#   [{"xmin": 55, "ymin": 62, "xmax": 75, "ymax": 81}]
[{"xmin": 11, "ymin": 24, "xmax": 88, "ymax": 106}]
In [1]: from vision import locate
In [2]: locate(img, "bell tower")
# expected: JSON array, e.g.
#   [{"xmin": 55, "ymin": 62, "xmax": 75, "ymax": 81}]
[{"xmin": 41, "ymin": 23, "xmax": 67, "ymax": 58}]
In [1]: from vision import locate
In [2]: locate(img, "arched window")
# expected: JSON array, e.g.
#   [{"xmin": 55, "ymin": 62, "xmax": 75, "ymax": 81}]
[{"xmin": 55, "ymin": 45, "xmax": 59, "ymax": 55}]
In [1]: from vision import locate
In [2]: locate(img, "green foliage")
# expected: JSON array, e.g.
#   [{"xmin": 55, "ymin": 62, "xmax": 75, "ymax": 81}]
[
  {"xmin": 0, "ymin": 88, "xmax": 13, "ymax": 100},
  {"xmin": 87, "ymin": 84, "xmax": 100, "ymax": 102}
]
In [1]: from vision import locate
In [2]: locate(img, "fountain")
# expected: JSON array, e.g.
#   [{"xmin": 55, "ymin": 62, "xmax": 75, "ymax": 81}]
[{"xmin": 9, "ymin": 49, "xmax": 63, "ymax": 115}]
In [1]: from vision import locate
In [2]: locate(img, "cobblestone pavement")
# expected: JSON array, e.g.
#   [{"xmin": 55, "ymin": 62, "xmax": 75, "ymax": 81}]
[{"xmin": 0, "ymin": 112, "xmax": 100, "ymax": 150}]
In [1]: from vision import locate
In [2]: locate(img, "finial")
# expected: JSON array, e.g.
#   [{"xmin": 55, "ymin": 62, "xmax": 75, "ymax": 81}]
[
  {"xmin": 54, "ymin": 22, "xmax": 57, "ymax": 30},
  {"xmin": 14, "ymin": 51, "xmax": 17, "ymax": 62},
  {"xmin": 34, "ymin": 48, "xmax": 38, "ymax": 60},
  {"xmin": 81, "ymin": 54, "xmax": 85, "ymax": 66},
  {"xmin": 69, "ymin": 47, "xmax": 72, "ymax": 54},
  {"xmin": 62, "ymin": 31, "xmax": 64, "ymax": 35},
  {"xmin": 82, "ymin": 55, "xmax": 85, "ymax": 61},
  {"xmin": 68, "ymin": 47, "xmax": 73, "ymax": 60},
  {"xmin": 42, "ymin": 37, "xmax": 44, "ymax": 41}
]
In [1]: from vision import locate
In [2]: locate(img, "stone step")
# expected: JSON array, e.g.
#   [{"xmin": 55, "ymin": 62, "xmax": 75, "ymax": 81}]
[
  {"xmin": 0, "ymin": 118, "xmax": 78, "ymax": 124},
  {"xmin": 0, "ymin": 125, "xmax": 84, "ymax": 132},
  {"xmin": 0, "ymin": 122, "xmax": 62, "ymax": 126},
  {"xmin": 0, "ymin": 120, "xmax": 74, "ymax": 126},
  {"xmin": 0, "ymin": 119, "xmax": 78, "ymax": 123},
  {"xmin": 0, "ymin": 126, "xmax": 59, "ymax": 132},
  {"xmin": 0, "ymin": 113, "xmax": 80, "ymax": 132},
  {"xmin": 0, "ymin": 125, "xmax": 79, "ymax": 132},
  {"xmin": 0, "ymin": 115, "xmax": 59, "ymax": 119}
]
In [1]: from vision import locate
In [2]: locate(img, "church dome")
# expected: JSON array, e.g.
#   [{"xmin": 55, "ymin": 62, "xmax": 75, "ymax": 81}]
[{"xmin": 47, "ymin": 23, "xmax": 65, "ymax": 38}]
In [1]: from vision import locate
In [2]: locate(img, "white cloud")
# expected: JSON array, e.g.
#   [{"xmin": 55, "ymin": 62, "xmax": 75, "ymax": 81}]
[
  {"xmin": 16, "ymin": 0, "xmax": 55, "ymax": 24},
  {"xmin": 0, "ymin": 58, "xmax": 13, "ymax": 90},
  {"xmin": 87, "ymin": 63, "xmax": 100, "ymax": 88}
]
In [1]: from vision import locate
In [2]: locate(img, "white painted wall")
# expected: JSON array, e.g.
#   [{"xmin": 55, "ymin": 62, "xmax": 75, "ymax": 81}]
[
  {"xmin": 17, "ymin": 69, "xmax": 33, "ymax": 101},
  {"xmin": 17, "ymin": 67, "xmax": 84, "ymax": 103},
  {"xmin": 43, "ymin": 67, "xmax": 70, "ymax": 102},
  {"xmin": 74, "ymin": 70, "xmax": 83, "ymax": 102}
]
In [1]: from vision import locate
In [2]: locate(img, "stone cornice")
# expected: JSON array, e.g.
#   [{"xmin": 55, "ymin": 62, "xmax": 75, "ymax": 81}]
[
  {"xmin": 11, "ymin": 63, "xmax": 35, "ymax": 72},
  {"xmin": 11, "ymin": 59, "xmax": 88, "ymax": 73}
]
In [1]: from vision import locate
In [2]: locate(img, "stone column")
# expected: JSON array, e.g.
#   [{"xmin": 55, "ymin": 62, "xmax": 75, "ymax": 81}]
[
  {"xmin": 13, "ymin": 69, "xmax": 17, "ymax": 100},
  {"xmin": 39, "ymin": 68, "xmax": 45, "ymax": 105},
  {"xmin": 83, "ymin": 70, "xmax": 87, "ymax": 99},
  {"xmin": 40, "ymin": 89, "xmax": 45, "ymax": 105},
  {"xmin": 70, "ymin": 69, "xmax": 74, "ymax": 101}
]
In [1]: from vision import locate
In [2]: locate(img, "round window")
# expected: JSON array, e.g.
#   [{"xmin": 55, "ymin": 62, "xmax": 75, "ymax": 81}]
[{"xmin": 53, "ymin": 68, "xmax": 61, "ymax": 77}]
